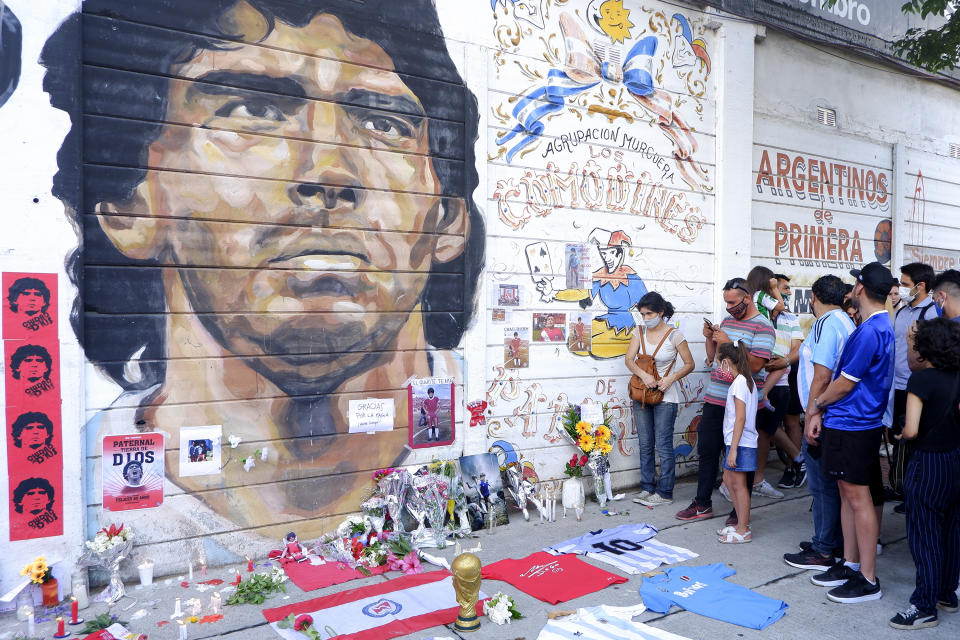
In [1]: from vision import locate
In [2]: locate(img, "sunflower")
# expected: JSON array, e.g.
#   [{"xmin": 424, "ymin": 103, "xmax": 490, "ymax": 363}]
[
  {"xmin": 575, "ymin": 421, "xmax": 591, "ymax": 436},
  {"xmin": 598, "ymin": 442, "xmax": 613, "ymax": 455},
  {"xmin": 577, "ymin": 434, "xmax": 595, "ymax": 453},
  {"xmin": 595, "ymin": 425, "xmax": 611, "ymax": 441}
]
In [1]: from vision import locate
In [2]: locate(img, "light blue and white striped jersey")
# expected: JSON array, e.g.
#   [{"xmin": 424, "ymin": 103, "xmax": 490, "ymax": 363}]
[
  {"xmin": 544, "ymin": 523, "xmax": 698, "ymax": 575},
  {"xmin": 537, "ymin": 604, "xmax": 692, "ymax": 640},
  {"xmin": 797, "ymin": 309, "xmax": 855, "ymax": 411}
]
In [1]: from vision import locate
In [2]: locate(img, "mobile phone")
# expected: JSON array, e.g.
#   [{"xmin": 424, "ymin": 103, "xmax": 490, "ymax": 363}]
[{"xmin": 703, "ymin": 317, "xmax": 715, "ymax": 329}]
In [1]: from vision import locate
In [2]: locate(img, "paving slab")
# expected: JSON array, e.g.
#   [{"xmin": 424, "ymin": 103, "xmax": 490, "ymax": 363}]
[{"xmin": 3, "ymin": 471, "xmax": 956, "ymax": 639}]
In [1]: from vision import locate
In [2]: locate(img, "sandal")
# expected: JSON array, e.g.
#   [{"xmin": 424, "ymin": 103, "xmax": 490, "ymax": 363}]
[
  {"xmin": 718, "ymin": 529, "xmax": 752, "ymax": 544},
  {"xmin": 716, "ymin": 525, "xmax": 736, "ymax": 536}
]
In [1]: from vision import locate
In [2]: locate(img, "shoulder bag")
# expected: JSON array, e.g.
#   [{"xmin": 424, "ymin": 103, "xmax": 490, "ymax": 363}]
[{"xmin": 628, "ymin": 328, "xmax": 675, "ymax": 407}]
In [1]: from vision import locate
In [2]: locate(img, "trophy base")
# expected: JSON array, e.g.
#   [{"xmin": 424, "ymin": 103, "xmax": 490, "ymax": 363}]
[{"xmin": 454, "ymin": 613, "xmax": 481, "ymax": 632}]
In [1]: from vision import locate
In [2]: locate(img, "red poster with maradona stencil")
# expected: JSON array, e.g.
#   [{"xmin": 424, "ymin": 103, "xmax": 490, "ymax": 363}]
[{"xmin": 4, "ymin": 272, "xmax": 63, "ymax": 540}]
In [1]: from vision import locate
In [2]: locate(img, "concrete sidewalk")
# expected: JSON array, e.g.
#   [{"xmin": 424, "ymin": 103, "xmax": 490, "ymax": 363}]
[{"xmin": 4, "ymin": 474, "xmax": 956, "ymax": 639}]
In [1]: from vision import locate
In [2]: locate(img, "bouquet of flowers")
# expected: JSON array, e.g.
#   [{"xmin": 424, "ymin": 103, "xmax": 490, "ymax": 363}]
[
  {"xmin": 483, "ymin": 592, "xmax": 522, "ymax": 625},
  {"xmin": 564, "ymin": 453, "xmax": 589, "ymax": 478},
  {"xmin": 21, "ymin": 556, "xmax": 52, "ymax": 584},
  {"xmin": 85, "ymin": 523, "xmax": 133, "ymax": 553},
  {"xmin": 561, "ymin": 405, "xmax": 615, "ymax": 506}
]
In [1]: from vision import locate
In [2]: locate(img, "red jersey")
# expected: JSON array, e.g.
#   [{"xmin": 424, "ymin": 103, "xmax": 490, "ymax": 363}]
[
  {"xmin": 481, "ymin": 551, "xmax": 626, "ymax": 604},
  {"xmin": 422, "ymin": 396, "xmax": 440, "ymax": 417},
  {"xmin": 510, "ymin": 338, "xmax": 522, "ymax": 356}
]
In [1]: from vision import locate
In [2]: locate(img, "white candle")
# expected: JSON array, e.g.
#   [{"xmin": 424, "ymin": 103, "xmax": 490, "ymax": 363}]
[
  {"xmin": 178, "ymin": 620, "xmax": 188, "ymax": 640},
  {"xmin": 172, "ymin": 597, "xmax": 182, "ymax": 618},
  {"xmin": 209, "ymin": 592, "xmax": 221, "ymax": 615},
  {"xmin": 188, "ymin": 563, "xmax": 193, "ymax": 581},
  {"xmin": 27, "ymin": 611, "xmax": 35, "ymax": 636}
]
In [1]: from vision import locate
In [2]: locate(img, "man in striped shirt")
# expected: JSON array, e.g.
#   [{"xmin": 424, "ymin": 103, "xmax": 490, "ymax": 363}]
[{"xmin": 676, "ymin": 277, "xmax": 775, "ymax": 521}]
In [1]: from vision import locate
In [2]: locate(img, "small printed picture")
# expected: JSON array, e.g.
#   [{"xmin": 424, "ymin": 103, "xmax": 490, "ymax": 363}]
[
  {"xmin": 532, "ymin": 312, "xmax": 566, "ymax": 342},
  {"xmin": 503, "ymin": 326, "xmax": 530, "ymax": 369},
  {"xmin": 568, "ymin": 314, "xmax": 592, "ymax": 353},
  {"xmin": 408, "ymin": 378, "xmax": 455, "ymax": 448},
  {"xmin": 491, "ymin": 308, "xmax": 506, "ymax": 322},
  {"xmin": 178, "ymin": 425, "xmax": 222, "ymax": 477},
  {"xmin": 565, "ymin": 243, "xmax": 590, "ymax": 289},
  {"xmin": 497, "ymin": 283, "xmax": 520, "ymax": 307},
  {"xmin": 459, "ymin": 452, "xmax": 509, "ymax": 529}
]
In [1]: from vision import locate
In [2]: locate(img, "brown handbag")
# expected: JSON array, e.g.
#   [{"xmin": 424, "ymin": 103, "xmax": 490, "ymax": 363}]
[{"xmin": 629, "ymin": 328, "xmax": 675, "ymax": 406}]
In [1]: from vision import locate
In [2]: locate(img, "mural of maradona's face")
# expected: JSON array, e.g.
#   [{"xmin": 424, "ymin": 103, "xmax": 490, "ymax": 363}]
[{"xmin": 104, "ymin": 6, "xmax": 465, "ymax": 395}]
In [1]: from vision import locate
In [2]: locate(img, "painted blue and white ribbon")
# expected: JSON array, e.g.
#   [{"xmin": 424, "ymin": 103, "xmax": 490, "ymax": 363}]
[{"xmin": 497, "ymin": 34, "xmax": 658, "ymax": 163}]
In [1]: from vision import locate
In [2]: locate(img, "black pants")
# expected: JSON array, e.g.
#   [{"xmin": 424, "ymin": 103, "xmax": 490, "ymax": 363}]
[{"xmin": 696, "ymin": 403, "xmax": 726, "ymax": 507}]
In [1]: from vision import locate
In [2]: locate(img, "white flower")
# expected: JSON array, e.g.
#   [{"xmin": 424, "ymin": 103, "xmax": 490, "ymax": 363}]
[{"xmin": 483, "ymin": 593, "xmax": 516, "ymax": 625}]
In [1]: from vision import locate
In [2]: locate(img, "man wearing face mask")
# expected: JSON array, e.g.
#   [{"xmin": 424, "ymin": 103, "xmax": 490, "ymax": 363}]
[
  {"xmin": 891, "ymin": 264, "xmax": 939, "ymax": 456},
  {"xmin": 676, "ymin": 278, "xmax": 775, "ymax": 521},
  {"xmin": 930, "ymin": 270, "xmax": 960, "ymax": 323}
]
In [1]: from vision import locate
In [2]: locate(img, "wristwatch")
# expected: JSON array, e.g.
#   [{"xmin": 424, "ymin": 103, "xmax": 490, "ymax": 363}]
[{"xmin": 814, "ymin": 397, "xmax": 826, "ymax": 411}]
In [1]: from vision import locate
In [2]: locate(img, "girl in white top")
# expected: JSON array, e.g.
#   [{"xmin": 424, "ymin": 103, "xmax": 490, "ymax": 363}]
[
  {"xmin": 625, "ymin": 292, "xmax": 695, "ymax": 507},
  {"xmin": 717, "ymin": 341, "xmax": 758, "ymax": 544}
]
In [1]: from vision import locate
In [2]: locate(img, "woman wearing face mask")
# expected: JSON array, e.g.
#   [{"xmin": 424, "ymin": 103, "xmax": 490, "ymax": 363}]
[{"xmin": 626, "ymin": 292, "xmax": 695, "ymax": 507}]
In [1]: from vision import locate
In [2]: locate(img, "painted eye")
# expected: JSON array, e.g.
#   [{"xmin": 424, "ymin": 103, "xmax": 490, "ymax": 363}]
[
  {"xmin": 360, "ymin": 115, "xmax": 413, "ymax": 139},
  {"xmin": 215, "ymin": 99, "xmax": 287, "ymax": 122}
]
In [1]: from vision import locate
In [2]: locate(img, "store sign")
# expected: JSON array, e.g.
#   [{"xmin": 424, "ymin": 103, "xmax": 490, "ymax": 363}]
[{"xmin": 773, "ymin": 0, "xmax": 949, "ymax": 43}]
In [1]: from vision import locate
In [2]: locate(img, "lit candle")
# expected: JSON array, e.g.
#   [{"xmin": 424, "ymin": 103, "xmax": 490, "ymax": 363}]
[
  {"xmin": 71, "ymin": 597, "xmax": 79, "ymax": 623},
  {"xmin": 246, "ymin": 557, "xmax": 254, "ymax": 572},
  {"xmin": 27, "ymin": 611, "xmax": 35, "ymax": 636},
  {"xmin": 57, "ymin": 617, "xmax": 65, "ymax": 635},
  {"xmin": 232, "ymin": 571, "xmax": 242, "ymax": 586},
  {"xmin": 188, "ymin": 562, "xmax": 193, "ymax": 581},
  {"xmin": 178, "ymin": 620, "xmax": 189, "ymax": 640}
]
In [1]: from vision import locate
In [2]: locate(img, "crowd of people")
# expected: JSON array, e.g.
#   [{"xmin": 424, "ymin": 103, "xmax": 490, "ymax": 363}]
[{"xmin": 625, "ymin": 262, "xmax": 960, "ymax": 630}]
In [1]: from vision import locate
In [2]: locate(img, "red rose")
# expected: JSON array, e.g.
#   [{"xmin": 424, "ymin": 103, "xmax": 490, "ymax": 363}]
[
  {"xmin": 294, "ymin": 614, "xmax": 314, "ymax": 631},
  {"xmin": 580, "ymin": 454, "xmax": 588, "ymax": 466}
]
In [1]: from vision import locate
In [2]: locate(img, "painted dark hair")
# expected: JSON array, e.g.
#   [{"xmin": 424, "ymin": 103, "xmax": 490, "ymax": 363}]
[
  {"xmin": 7, "ymin": 277, "xmax": 51, "ymax": 313},
  {"xmin": 0, "ymin": 5, "xmax": 20, "ymax": 108},
  {"xmin": 10, "ymin": 345, "xmax": 52, "ymax": 380},
  {"xmin": 913, "ymin": 317, "xmax": 960, "ymax": 371},
  {"xmin": 11, "ymin": 412, "xmax": 54, "ymax": 448},
  {"xmin": 636, "ymin": 291, "xmax": 675, "ymax": 320},
  {"xmin": 13, "ymin": 477, "xmax": 55, "ymax": 513},
  {"xmin": 41, "ymin": 0, "xmax": 484, "ymax": 391},
  {"xmin": 716, "ymin": 342, "xmax": 754, "ymax": 391}
]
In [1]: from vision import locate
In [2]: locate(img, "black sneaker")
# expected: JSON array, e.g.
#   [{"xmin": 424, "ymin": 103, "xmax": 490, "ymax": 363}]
[
  {"xmin": 827, "ymin": 572, "xmax": 882, "ymax": 603},
  {"xmin": 889, "ymin": 605, "xmax": 938, "ymax": 629},
  {"xmin": 937, "ymin": 594, "xmax": 959, "ymax": 612},
  {"xmin": 778, "ymin": 466, "xmax": 796, "ymax": 489},
  {"xmin": 799, "ymin": 540, "xmax": 813, "ymax": 552},
  {"xmin": 784, "ymin": 549, "xmax": 834, "ymax": 571},
  {"xmin": 811, "ymin": 562, "xmax": 858, "ymax": 587},
  {"xmin": 793, "ymin": 462, "xmax": 807, "ymax": 488}
]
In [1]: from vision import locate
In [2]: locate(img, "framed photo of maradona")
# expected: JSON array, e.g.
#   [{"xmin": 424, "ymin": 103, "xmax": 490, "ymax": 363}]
[{"xmin": 178, "ymin": 425, "xmax": 222, "ymax": 477}]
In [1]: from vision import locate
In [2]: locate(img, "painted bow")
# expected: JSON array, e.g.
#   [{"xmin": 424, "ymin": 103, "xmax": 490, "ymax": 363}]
[{"xmin": 497, "ymin": 12, "xmax": 656, "ymax": 163}]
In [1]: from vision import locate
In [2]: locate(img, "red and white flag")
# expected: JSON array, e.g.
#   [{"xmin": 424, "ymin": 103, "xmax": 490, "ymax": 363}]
[{"xmin": 263, "ymin": 570, "xmax": 488, "ymax": 640}]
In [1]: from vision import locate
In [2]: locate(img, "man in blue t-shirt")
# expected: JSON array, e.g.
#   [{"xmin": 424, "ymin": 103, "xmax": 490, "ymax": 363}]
[
  {"xmin": 806, "ymin": 262, "xmax": 895, "ymax": 605},
  {"xmin": 784, "ymin": 275, "xmax": 855, "ymax": 573}
]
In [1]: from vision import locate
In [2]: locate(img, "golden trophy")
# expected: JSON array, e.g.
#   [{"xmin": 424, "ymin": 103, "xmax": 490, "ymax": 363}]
[{"xmin": 452, "ymin": 552, "xmax": 482, "ymax": 632}]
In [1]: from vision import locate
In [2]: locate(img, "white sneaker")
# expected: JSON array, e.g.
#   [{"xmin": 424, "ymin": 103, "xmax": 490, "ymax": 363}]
[
  {"xmin": 632, "ymin": 490, "xmax": 652, "ymax": 504},
  {"xmin": 719, "ymin": 482, "xmax": 732, "ymax": 502},
  {"xmin": 639, "ymin": 493, "xmax": 673, "ymax": 507},
  {"xmin": 878, "ymin": 444, "xmax": 888, "ymax": 458},
  {"xmin": 752, "ymin": 479, "xmax": 784, "ymax": 499}
]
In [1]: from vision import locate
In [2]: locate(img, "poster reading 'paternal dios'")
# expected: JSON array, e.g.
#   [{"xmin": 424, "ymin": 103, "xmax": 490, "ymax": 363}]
[
  {"xmin": 102, "ymin": 433, "xmax": 164, "ymax": 511},
  {"xmin": 3, "ymin": 272, "xmax": 63, "ymax": 540}
]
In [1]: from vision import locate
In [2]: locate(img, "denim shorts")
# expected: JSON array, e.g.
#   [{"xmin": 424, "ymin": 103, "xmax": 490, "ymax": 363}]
[{"xmin": 723, "ymin": 445, "xmax": 758, "ymax": 472}]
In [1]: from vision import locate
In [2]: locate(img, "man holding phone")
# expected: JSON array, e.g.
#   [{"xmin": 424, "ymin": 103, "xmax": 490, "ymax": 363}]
[
  {"xmin": 784, "ymin": 275, "xmax": 854, "ymax": 572},
  {"xmin": 676, "ymin": 277, "xmax": 775, "ymax": 522}
]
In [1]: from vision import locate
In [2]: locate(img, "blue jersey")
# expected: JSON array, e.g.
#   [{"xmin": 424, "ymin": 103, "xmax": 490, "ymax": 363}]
[
  {"xmin": 824, "ymin": 311, "xmax": 895, "ymax": 431},
  {"xmin": 797, "ymin": 309, "xmax": 856, "ymax": 411},
  {"xmin": 639, "ymin": 563, "xmax": 788, "ymax": 630}
]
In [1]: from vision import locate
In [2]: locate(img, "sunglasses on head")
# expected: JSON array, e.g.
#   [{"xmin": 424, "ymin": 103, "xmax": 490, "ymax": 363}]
[{"xmin": 723, "ymin": 279, "xmax": 750, "ymax": 295}]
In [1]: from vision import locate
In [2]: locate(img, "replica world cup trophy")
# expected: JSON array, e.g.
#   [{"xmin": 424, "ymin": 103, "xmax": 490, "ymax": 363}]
[{"xmin": 452, "ymin": 552, "xmax": 482, "ymax": 632}]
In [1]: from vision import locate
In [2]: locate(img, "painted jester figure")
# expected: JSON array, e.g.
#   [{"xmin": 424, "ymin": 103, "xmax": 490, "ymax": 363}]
[{"xmin": 538, "ymin": 228, "xmax": 648, "ymax": 358}]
